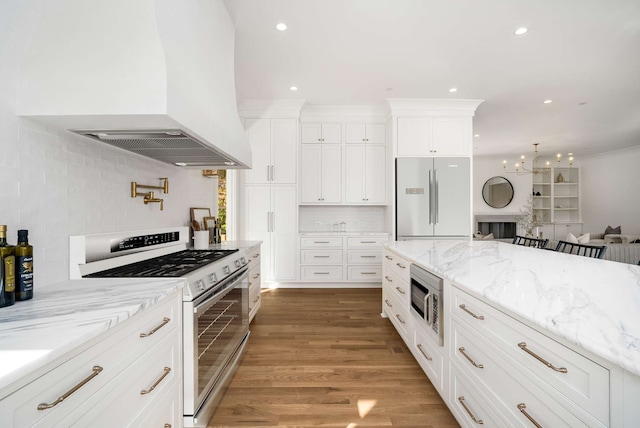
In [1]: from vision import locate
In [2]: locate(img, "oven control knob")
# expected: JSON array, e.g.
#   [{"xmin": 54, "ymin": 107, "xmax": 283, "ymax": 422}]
[
  {"xmin": 196, "ymin": 280, "xmax": 205, "ymax": 291},
  {"xmin": 209, "ymin": 273, "xmax": 217, "ymax": 284},
  {"xmin": 234, "ymin": 260, "xmax": 241, "ymax": 268},
  {"xmin": 240, "ymin": 257, "xmax": 247, "ymax": 265},
  {"xmin": 223, "ymin": 265, "xmax": 230, "ymax": 275}
]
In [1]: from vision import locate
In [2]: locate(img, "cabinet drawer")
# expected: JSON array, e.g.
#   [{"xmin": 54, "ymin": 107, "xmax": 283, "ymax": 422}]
[
  {"xmin": 451, "ymin": 286, "xmax": 609, "ymax": 424},
  {"xmin": 300, "ymin": 249, "xmax": 343, "ymax": 265},
  {"xmin": 450, "ymin": 366, "xmax": 509, "ymax": 428},
  {"xmin": 413, "ymin": 320, "xmax": 444, "ymax": 393},
  {"xmin": 382, "ymin": 289, "xmax": 411, "ymax": 343},
  {"xmin": 347, "ymin": 249, "xmax": 382, "ymax": 264},
  {"xmin": 346, "ymin": 236, "xmax": 388, "ymax": 247},
  {"xmin": 246, "ymin": 247, "xmax": 260, "ymax": 268},
  {"xmin": 383, "ymin": 250, "xmax": 410, "ymax": 282},
  {"xmin": 382, "ymin": 269, "xmax": 409, "ymax": 305},
  {"xmin": 347, "ymin": 266, "xmax": 381, "ymax": 281},
  {"xmin": 300, "ymin": 237, "xmax": 343, "ymax": 248},
  {"xmin": 300, "ymin": 266, "xmax": 343, "ymax": 281},
  {"xmin": 66, "ymin": 330, "xmax": 180, "ymax": 427},
  {"xmin": 451, "ymin": 319, "xmax": 591, "ymax": 428}
]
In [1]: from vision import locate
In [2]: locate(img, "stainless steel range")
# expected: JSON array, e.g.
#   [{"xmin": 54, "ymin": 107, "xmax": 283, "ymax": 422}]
[{"xmin": 70, "ymin": 227, "xmax": 249, "ymax": 427}]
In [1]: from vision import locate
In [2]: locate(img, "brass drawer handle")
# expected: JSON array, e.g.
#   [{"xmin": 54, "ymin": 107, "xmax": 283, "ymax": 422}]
[
  {"xmin": 253, "ymin": 274, "xmax": 260, "ymax": 279},
  {"xmin": 140, "ymin": 367, "xmax": 171, "ymax": 395},
  {"xmin": 396, "ymin": 263, "xmax": 406, "ymax": 269},
  {"xmin": 140, "ymin": 317, "xmax": 171, "ymax": 338},
  {"xmin": 395, "ymin": 286, "xmax": 405, "ymax": 295},
  {"xmin": 384, "ymin": 275, "xmax": 393, "ymax": 282},
  {"xmin": 417, "ymin": 344, "xmax": 433, "ymax": 361},
  {"xmin": 395, "ymin": 314, "xmax": 405, "ymax": 324},
  {"xmin": 518, "ymin": 342, "xmax": 567, "ymax": 373},
  {"xmin": 384, "ymin": 299, "xmax": 393, "ymax": 307},
  {"xmin": 459, "ymin": 304, "xmax": 485, "ymax": 320},
  {"xmin": 164, "ymin": 424, "xmax": 172, "ymax": 428},
  {"xmin": 38, "ymin": 366, "xmax": 103, "ymax": 410},
  {"xmin": 517, "ymin": 403, "xmax": 542, "ymax": 428},
  {"xmin": 385, "ymin": 255, "xmax": 393, "ymax": 260},
  {"xmin": 458, "ymin": 396, "xmax": 484, "ymax": 425},
  {"xmin": 253, "ymin": 296, "xmax": 260, "ymax": 303},
  {"xmin": 458, "ymin": 347, "xmax": 484, "ymax": 369}
]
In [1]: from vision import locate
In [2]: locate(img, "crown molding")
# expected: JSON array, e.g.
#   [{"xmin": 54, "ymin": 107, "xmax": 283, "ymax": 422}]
[{"xmin": 386, "ymin": 98, "xmax": 484, "ymax": 117}]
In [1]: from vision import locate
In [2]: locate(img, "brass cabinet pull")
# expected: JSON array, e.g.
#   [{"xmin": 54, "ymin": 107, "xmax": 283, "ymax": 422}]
[
  {"xmin": 396, "ymin": 263, "xmax": 406, "ymax": 269},
  {"xmin": 395, "ymin": 314, "xmax": 406, "ymax": 324},
  {"xmin": 517, "ymin": 403, "xmax": 542, "ymax": 428},
  {"xmin": 38, "ymin": 366, "xmax": 103, "ymax": 410},
  {"xmin": 253, "ymin": 296, "xmax": 260, "ymax": 303},
  {"xmin": 459, "ymin": 304, "xmax": 485, "ymax": 320},
  {"xmin": 458, "ymin": 396, "xmax": 484, "ymax": 425},
  {"xmin": 140, "ymin": 367, "xmax": 171, "ymax": 395},
  {"xmin": 417, "ymin": 344, "xmax": 433, "ymax": 361},
  {"xmin": 140, "ymin": 317, "xmax": 170, "ymax": 338},
  {"xmin": 458, "ymin": 347, "xmax": 484, "ymax": 369},
  {"xmin": 518, "ymin": 342, "xmax": 568, "ymax": 373},
  {"xmin": 384, "ymin": 275, "xmax": 393, "ymax": 283},
  {"xmin": 385, "ymin": 255, "xmax": 393, "ymax": 260},
  {"xmin": 384, "ymin": 299, "xmax": 393, "ymax": 307},
  {"xmin": 164, "ymin": 424, "xmax": 172, "ymax": 428},
  {"xmin": 395, "ymin": 286, "xmax": 406, "ymax": 295},
  {"xmin": 253, "ymin": 273, "xmax": 260, "ymax": 279}
]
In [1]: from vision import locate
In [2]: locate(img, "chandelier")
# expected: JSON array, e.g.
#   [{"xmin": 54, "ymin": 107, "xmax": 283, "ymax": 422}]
[{"xmin": 502, "ymin": 143, "xmax": 573, "ymax": 175}]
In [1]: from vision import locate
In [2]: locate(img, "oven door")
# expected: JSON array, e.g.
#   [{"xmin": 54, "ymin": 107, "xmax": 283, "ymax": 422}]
[{"xmin": 183, "ymin": 267, "xmax": 249, "ymax": 423}]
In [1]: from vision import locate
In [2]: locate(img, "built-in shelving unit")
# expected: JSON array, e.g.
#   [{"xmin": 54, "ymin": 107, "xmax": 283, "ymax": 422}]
[{"xmin": 532, "ymin": 167, "xmax": 581, "ymax": 240}]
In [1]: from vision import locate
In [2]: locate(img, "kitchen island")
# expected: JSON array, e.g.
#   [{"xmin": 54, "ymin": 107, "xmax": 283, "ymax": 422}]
[
  {"xmin": 0, "ymin": 278, "xmax": 185, "ymax": 427},
  {"xmin": 384, "ymin": 239, "xmax": 640, "ymax": 427}
]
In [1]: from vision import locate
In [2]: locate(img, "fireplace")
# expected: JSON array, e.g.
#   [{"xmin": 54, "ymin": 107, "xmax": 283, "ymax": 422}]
[{"xmin": 475, "ymin": 215, "xmax": 518, "ymax": 240}]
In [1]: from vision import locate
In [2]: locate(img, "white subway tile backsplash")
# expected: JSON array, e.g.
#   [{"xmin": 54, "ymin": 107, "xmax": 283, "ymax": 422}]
[{"xmin": 299, "ymin": 205, "xmax": 387, "ymax": 232}]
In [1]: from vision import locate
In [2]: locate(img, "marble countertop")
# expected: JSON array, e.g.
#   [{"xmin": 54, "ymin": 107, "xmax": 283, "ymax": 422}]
[
  {"xmin": 299, "ymin": 232, "xmax": 391, "ymax": 236},
  {"xmin": 0, "ymin": 278, "xmax": 185, "ymax": 395},
  {"xmin": 385, "ymin": 240, "xmax": 640, "ymax": 376}
]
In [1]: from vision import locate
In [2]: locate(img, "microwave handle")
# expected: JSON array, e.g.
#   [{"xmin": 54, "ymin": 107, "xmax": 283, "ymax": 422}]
[{"xmin": 423, "ymin": 293, "xmax": 434, "ymax": 326}]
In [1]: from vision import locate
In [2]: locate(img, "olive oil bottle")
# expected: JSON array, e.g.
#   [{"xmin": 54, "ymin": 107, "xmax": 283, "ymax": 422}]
[
  {"xmin": 0, "ymin": 225, "xmax": 16, "ymax": 307},
  {"xmin": 15, "ymin": 229, "xmax": 33, "ymax": 301}
]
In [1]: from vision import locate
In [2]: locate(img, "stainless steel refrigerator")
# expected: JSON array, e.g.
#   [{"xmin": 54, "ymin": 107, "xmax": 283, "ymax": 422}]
[{"xmin": 396, "ymin": 157, "xmax": 470, "ymax": 239}]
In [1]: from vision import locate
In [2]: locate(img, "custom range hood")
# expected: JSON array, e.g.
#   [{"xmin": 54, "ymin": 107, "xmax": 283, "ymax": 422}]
[{"xmin": 18, "ymin": 0, "xmax": 251, "ymax": 168}]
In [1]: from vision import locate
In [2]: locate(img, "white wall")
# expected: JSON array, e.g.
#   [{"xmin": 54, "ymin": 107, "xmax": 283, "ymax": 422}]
[
  {"xmin": 0, "ymin": 1, "xmax": 218, "ymax": 287},
  {"xmin": 581, "ymin": 146, "xmax": 640, "ymax": 235},
  {"xmin": 473, "ymin": 156, "xmax": 531, "ymax": 218}
]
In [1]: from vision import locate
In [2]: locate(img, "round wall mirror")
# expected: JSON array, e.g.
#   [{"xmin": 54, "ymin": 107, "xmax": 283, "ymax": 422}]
[{"xmin": 482, "ymin": 176, "xmax": 514, "ymax": 208}]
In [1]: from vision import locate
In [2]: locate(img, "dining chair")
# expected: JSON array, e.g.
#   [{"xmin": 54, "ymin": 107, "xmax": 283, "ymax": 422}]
[
  {"xmin": 554, "ymin": 240, "xmax": 607, "ymax": 259},
  {"xmin": 511, "ymin": 235, "xmax": 549, "ymax": 249}
]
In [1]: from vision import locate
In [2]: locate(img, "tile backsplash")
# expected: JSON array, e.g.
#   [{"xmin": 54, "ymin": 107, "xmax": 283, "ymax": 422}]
[{"xmin": 299, "ymin": 206, "xmax": 387, "ymax": 232}]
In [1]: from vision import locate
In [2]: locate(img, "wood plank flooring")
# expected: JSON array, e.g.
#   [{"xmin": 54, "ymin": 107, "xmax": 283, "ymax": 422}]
[{"xmin": 209, "ymin": 288, "xmax": 459, "ymax": 427}]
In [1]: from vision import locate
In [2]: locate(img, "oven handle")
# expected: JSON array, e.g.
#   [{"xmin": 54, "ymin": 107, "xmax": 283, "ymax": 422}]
[
  {"xmin": 425, "ymin": 293, "xmax": 434, "ymax": 327},
  {"xmin": 194, "ymin": 268, "xmax": 248, "ymax": 315}
]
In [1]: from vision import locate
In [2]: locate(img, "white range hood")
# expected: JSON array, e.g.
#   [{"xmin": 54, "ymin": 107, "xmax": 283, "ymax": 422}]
[{"xmin": 17, "ymin": 0, "xmax": 251, "ymax": 168}]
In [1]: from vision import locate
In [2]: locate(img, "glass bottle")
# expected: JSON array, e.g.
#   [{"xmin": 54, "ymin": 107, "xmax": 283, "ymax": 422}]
[
  {"xmin": 15, "ymin": 229, "xmax": 33, "ymax": 301},
  {"xmin": 0, "ymin": 225, "xmax": 15, "ymax": 307}
]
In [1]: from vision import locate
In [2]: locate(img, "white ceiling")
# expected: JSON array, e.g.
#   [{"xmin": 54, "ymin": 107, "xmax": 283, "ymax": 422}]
[{"xmin": 223, "ymin": 0, "xmax": 640, "ymax": 158}]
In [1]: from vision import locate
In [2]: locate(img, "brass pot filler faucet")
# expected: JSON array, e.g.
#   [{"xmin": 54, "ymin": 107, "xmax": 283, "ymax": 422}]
[{"xmin": 131, "ymin": 178, "xmax": 169, "ymax": 210}]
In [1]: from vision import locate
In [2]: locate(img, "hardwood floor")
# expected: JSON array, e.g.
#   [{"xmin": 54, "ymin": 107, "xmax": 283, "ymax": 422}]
[{"xmin": 209, "ymin": 288, "xmax": 459, "ymax": 427}]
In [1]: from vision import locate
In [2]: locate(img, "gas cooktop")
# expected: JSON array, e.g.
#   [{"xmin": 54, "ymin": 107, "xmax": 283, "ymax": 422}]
[{"xmin": 85, "ymin": 249, "xmax": 239, "ymax": 278}]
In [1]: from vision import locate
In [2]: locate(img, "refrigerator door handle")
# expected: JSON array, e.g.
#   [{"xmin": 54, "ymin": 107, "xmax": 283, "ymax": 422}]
[
  {"xmin": 434, "ymin": 169, "xmax": 439, "ymax": 225},
  {"xmin": 428, "ymin": 169, "xmax": 434, "ymax": 225}
]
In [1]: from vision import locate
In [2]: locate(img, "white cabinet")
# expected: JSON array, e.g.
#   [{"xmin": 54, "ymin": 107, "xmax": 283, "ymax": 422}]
[
  {"xmin": 397, "ymin": 117, "xmax": 471, "ymax": 157},
  {"xmin": 300, "ymin": 145, "xmax": 342, "ymax": 204},
  {"xmin": 246, "ymin": 245, "xmax": 262, "ymax": 322},
  {"xmin": 344, "ymin": 145, "xmax": 386, "ymax": 204},
  {"xmin": 301, "ymin": 122, "xmax": 341, "ymax": 144},
  {"xmin": 345, "ymin": 122, "xmax": 386, "ymax": 145},
  {"xmin": 0, "ymin": 292, "xmax": 182, "ymax": 428},
  {"xmin": 299, "ymin": 236, "xmax": 343, "ymax": 282},
  {"xmin": 245, "ymin": 186, "xmax": 297, "ymax": 282},
  {"xmin": 244, "ymin": 118, "xmax": 298, "ymax": 184}
]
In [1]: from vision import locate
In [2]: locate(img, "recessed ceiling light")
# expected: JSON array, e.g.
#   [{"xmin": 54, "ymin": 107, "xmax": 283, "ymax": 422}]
[
  {"xmin": 276, "ymin": 23, "xmax": 287, "ymax": 31},
  {"xmin": 544, "ymin": 99, "xmax": 552, "ymax": 104},
  {"xmin": 174, "ymin": 162, "xmax": 187, "ymax": 167},
  {"xmin": 514, "ymin": 27, "xmax": 528, "ymax": 35},
  {"xmin": 289, "ymin": 86, "xmax": 298, "ymax": 91},
  {"xmin": 474, "ymin": 134, "xmax": 480, "ymax": 138},
  {"xmin": 449, "ymin": 87, "xmax": 458, "ymax": 93}
]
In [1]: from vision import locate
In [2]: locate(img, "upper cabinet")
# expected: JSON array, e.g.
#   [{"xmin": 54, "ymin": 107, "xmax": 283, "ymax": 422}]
[
  {"xmin": 244, "ymin": 118, "xmax": 298, "ymax": 185},
  {"xmin": 300, "ymin": 145, "xmax": 342, "ymax": 204},
  {"xmin": 301, "ymin": 122, "xmax": 342, "ymax": 144},
  {"xmin": 345, "ymin": 123, "xmax": 386, "ymax": 145},
  {"xmin": 397, "ymin": 117, "xmax": 471, "ymax": 157},
  {"xmin": 345, "ymin": 145, "xmax": 386, "ymax": 204}
]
